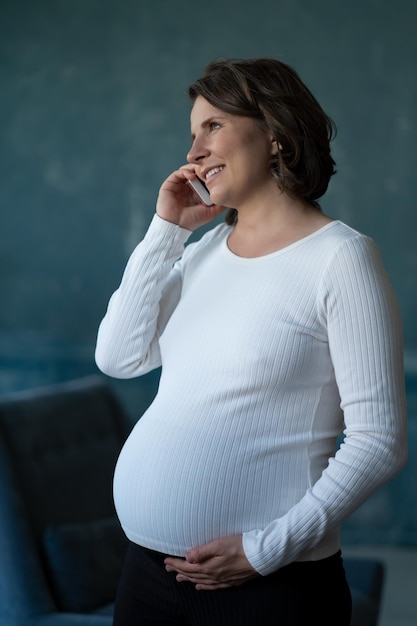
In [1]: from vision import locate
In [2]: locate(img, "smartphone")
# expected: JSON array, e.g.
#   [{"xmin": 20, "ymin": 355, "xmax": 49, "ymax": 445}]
[{"xmin": 187, "ymin": 177, "xmax": 213, "ymax": 206}]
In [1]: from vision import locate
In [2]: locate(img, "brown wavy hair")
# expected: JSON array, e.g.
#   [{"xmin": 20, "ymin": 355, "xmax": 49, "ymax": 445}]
[{"xmin": 188, "ymin": 58, "xmax": 336, "ymax": 224}]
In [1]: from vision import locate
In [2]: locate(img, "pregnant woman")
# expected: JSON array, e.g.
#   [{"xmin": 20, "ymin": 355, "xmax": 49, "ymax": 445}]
[{"xmin": 95, "ymin": 57, "xmax": 407, "ymax": 626}]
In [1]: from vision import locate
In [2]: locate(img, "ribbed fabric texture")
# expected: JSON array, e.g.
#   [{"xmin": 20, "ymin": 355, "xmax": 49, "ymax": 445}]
[{"xmin": 95, "ymin": 214, "xmax": 407, "ymax": 576}]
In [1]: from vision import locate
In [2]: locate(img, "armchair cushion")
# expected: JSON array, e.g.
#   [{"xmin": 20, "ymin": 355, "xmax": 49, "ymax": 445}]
[{"xmin": 43, "ymin": 515, "xmax": 127, "ymax": 613}]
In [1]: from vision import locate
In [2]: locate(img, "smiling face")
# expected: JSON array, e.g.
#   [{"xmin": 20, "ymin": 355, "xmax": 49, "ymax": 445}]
[{"xmin": 187, "ymin": 96, "xmax": 279, "ymax": 210}]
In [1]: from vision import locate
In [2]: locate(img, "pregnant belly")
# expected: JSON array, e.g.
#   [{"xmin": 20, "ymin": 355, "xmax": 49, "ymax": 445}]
[{"xmin": 112, "ymin": 411, "xmax": 286, "ymax": 556}]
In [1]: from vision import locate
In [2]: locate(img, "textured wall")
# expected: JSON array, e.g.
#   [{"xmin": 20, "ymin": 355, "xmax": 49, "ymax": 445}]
[{"xmin": 0, "ymin": 0, "xmax": 416, "ymax": 541}]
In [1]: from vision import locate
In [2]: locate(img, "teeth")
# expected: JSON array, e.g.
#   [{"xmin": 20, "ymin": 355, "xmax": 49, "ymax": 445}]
[{"xmin": 206, "ymin": 166, "xmax": 224, "ymax": 180}]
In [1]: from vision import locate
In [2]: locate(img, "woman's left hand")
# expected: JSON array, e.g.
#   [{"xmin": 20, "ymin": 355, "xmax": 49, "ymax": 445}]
[{"xmin": 164, "ymin": 535, "xmax": 259, "ymax": 590}]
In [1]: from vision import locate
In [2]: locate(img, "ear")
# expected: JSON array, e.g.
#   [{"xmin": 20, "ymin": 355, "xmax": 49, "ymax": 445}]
[{"xmin": 271, "ymin": 140, "xmax": 283, "ymax": 155}]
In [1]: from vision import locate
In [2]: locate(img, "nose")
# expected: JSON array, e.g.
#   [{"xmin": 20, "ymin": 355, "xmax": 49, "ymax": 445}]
[{"xmin": 187, "ymin": 135, "xmax": 209, "ymax": 164}]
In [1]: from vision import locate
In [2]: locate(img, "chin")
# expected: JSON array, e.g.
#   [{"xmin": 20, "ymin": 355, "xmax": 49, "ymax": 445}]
[{"xmin": 209, "ymin": 192, "xmax": 223, "ymax": 206}]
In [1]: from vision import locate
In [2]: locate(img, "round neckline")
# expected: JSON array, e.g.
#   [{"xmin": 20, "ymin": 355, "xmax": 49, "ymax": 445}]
[{"xmin": 222, "ymin": 220, "xmax": 341, "ymax": 263}]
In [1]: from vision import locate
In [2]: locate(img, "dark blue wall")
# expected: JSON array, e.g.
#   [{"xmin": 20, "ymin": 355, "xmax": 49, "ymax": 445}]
[{"xmin": 1, "ymin": 0, "xmax": 416, "ymax": 543}]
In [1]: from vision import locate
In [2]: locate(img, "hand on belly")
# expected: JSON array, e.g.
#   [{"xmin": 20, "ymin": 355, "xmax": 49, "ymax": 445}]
[{"xmin": 164, "ymin": 534, "xmax": 259, "ymax": 590}]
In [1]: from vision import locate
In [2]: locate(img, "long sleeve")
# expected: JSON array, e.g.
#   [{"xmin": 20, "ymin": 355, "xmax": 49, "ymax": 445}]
[
  {"xmin": 95, "ymin": 214, "xmax": 192, "ymax": 378},
  {"xmin": 242, "ymin": 235, "xmax": 407, "ymax": 575}
]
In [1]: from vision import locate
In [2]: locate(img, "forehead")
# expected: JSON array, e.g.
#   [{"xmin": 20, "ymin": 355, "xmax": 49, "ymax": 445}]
[{"xmin": 190, "ymin": 96, "xmax": 230, "ymax": 128}]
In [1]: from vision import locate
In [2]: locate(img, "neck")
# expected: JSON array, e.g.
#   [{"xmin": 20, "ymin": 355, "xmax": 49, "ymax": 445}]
[
  {"xmin": 234, "ymin": 188, "xmax": 315, "ymax": 232},
  {"xmin": 228, "ymin": 191, "xmax": 332, "ymax": 258}
]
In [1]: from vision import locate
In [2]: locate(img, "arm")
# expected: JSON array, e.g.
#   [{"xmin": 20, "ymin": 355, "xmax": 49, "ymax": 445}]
[
  {"xmin": 242, "ymin": 235, "xmax": 407, "ymax": 574},
  {"xmin": 95, "ymin": 166, "xmax": 225, "ymax": 379},
  {"xmin": 95, "ymin": 215, "xmax": 191, "ymax": 378}
]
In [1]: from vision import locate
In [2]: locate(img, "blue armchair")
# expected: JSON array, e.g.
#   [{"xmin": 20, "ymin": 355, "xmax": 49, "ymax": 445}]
[
  {"xmin": 0, "ymin": 376, "xmax": 132, "ymax": 625},
  {"xmin": 0, "ymin": 376, "xmax": 385, "ymax": 625}
]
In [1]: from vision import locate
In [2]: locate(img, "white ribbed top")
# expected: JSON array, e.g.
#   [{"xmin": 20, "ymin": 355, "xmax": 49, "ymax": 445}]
[{"xmin": 95, "ymin": 214, "xmax": 407, "ymax": 575}]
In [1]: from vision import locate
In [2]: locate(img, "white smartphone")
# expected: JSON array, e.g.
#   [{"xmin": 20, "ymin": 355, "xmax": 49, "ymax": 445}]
[{"xmin": 187, "ymin": 177, "xmax": 213, "ymax": 206}]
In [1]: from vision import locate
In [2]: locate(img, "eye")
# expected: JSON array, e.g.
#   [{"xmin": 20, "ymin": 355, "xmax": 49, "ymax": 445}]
[{"xmin": 209, "ymin": 121, "xmax": 221, "ymax": 131}]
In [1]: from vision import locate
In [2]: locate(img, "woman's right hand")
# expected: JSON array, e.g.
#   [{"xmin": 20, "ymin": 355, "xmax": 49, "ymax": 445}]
[{"xmin": 156, "ymin": 166, "xmax": 225, "ymax": 231}]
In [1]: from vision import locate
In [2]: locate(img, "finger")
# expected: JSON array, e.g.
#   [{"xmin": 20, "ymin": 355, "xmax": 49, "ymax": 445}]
[
  {"xmin": 167, "ymin": 554, "xmax": 221, "ymax": 573},
  {"xmin": 186, "ymin": 541, "xmax": 220, "ymax": 564},
  {"xmin": 169, "ymin": 165, "xmax": 198, "ymax": 184},
  {"xmin": 164, "ymin": 556, "xmax": 191, "ymax": 571},
  {"xmin": 179, "ymin": 164, "xmax": 198, "ymax": 178},
  {"xmin": 194, "ymin": 575, "xmax": 256, "ymax": 590},
  {"xmin": 165, "ymin": 562, "xmax": 211, "ymax": 578},
  {"xmin": 171, "ymin": 565, "xmax": 250, "ymax": 585},
  {"xmin": 176, "ymin": 573, "xmax": 220, "ymax": 585}
]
